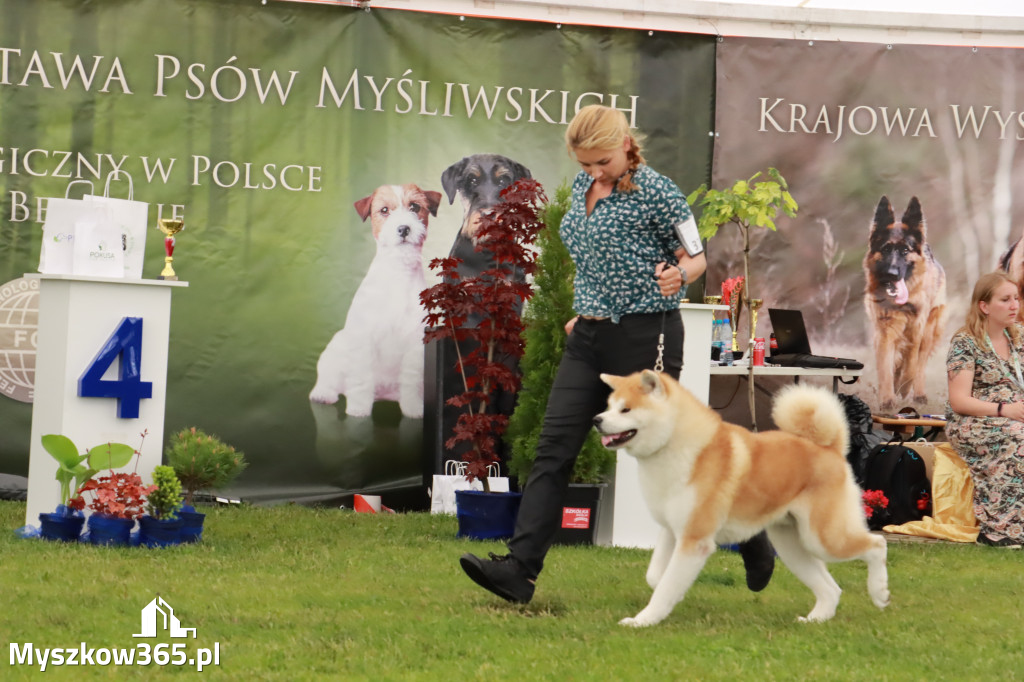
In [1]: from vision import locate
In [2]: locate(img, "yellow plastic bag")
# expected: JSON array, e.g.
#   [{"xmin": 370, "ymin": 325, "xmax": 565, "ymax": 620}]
[{"xmin": 883, "ymin": 443, "xmax": 979, "ymax": 542}]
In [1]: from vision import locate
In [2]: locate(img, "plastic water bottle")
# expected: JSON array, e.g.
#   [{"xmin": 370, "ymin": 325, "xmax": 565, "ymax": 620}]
[
  {"xmin": 716, "ymin": 319, "xmax": 733, "ymax": 365},
  {"xmin": 711, "ymin": 320, "xmax": 724, "ymax": 359}
]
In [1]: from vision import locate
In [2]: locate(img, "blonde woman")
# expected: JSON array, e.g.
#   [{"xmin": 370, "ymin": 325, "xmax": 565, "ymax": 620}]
[
  {"xmin": 461, "ymin": 105, "xmax": 775, "ymax": 603},
  {"xmin": 946, "ymin": 270, "xmax": 1024, "ymax": 547}
]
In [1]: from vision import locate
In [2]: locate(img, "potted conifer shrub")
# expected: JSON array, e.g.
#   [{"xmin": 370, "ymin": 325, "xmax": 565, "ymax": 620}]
[
  {"xmin": 420, "ymin": 178, "xmax": 546, "ymax": 540},
  {"xmin": 138, "ymin": 465, "xmax": 184, "ymax": 547},
  {"xmin": 505, "ymin": 184, "xmax": 613, "ymax": 545},
  {"xmin": 165, "ymin": 427, "xmax": 247, "ymax": 542}
]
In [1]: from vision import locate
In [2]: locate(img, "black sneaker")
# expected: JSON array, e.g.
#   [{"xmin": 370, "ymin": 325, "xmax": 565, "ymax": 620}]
[
  {"xmin": 738, "ymin": 532, "xmax": 776, "ymax": 592},
  {"xmin": 977, "ymin": 534, "xmax": 1023, "ymax": 548},
  {"xmin": 460, "ymin": 552, "xmax": 535, "ymax": 604}
]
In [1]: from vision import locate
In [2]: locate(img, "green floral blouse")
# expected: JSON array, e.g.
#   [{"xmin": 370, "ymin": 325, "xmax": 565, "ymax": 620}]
[{"xmin": 560, "ymin": 165, "xmax": 689, "ymax": 323}]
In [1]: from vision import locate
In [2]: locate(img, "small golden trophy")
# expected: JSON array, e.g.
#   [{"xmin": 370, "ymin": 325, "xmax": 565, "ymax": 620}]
[
  {"xmin": 703, "ymin": 295, "xmax": 723, "ymax": 320},
  {"xmin": 157, "ymin": 219, "xmax": 184, "ymax": 281},
  {"xmin": 749, "ymin": 298, "xmax": 764, "ymax": 344}
]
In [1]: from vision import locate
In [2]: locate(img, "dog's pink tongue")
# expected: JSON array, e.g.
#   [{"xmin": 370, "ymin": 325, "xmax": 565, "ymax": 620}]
[
  {"xmin": 600, "ymin": 434, "xmax": 618, "ymax": 448},
  {"xmin": 893, "ymin": 279, "xmax": 909, "ymax": 305}
]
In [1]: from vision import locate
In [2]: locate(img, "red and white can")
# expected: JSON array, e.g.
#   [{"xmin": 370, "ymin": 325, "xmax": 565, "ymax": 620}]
[{"xmin": 752, "ymin": 337, "xmax": 766, "ymax": 366}]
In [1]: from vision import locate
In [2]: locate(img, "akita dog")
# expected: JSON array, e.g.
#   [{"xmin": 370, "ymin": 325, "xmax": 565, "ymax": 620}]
[{"xmin": 593, "ymin": 370, "xmax": 890, "ymax": 627}]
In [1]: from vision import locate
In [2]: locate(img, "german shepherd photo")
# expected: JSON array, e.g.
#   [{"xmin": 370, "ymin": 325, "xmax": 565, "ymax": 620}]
[{"xmin": 863, "ymin": 196, "xmax": 947, "ymax": 409}]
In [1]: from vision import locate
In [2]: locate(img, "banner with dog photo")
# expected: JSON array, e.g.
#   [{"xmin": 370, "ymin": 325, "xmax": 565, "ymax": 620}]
[
  {"xmin": 706, "ymin": 37, "xmax": 1024, "ymax": 415},
  {"xmin": 0, "ymin": 0, "xmax": 715, "ymax": 507}
]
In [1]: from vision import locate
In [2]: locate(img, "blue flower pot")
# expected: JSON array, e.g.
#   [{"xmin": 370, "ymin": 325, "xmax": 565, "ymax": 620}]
[
  {"xmin": 86, "ymin": 514, "xmax": 134, "ymax": 546},
  {"xmin": 455, "ymin": 490, "xmax": 522, "ymax": 541},
  {"xmin": 38, "ymin": 508, "xmax": 85, "ymax": 542},
  {"xmin": 177, "ymin": 506, "xmax": 206, "ymax": 543},
  {"xmin": 138, "ymin": 515, "xmax": 184, "ymax": 547}
]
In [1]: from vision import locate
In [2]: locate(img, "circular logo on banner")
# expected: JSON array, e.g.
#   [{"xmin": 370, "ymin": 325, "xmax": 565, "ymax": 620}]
[{"xmin": 0, "ymin": 276, "xmax": 39, "ymax": 403}]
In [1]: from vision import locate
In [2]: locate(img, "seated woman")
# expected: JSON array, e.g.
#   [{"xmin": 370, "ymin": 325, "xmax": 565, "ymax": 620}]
[{"xmin": 945, "ymin": 271, "xmax": 1024, "ymax": 547}]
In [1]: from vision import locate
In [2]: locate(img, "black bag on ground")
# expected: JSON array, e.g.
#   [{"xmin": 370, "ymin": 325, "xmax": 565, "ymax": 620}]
[
  {"xmin": 837, "ymin": 393, "xmax": 874, "ymax": 485},
  {"xmin": 861, "ymin": 440, "xmax": 932, "ymax": 530}
]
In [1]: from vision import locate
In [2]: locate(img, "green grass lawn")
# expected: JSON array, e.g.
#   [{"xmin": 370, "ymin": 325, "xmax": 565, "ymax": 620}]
[{"xmin": 1, "ymin": 500, "xmax": 1021, "ymax": 681}]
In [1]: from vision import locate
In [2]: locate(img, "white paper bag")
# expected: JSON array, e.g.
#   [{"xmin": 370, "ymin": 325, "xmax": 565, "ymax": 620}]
[
  {"xmin": 86, "ymin": 171, "xmax": 148, "ymax": 279},
  {"xmin": 429, "ymin": 461, "xmax": 509, "ymax": 515},
  {"xmin": 72, "ymin": 218, "xmax": 125, "ymax": 277},
  {"xmin": 38, "ymin": 181, "xmax": 104, "ymax": 275}
]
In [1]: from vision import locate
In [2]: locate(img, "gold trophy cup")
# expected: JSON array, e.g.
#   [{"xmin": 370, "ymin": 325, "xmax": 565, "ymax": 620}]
[
  {"xmin": 749, "ymin": 298, "xmax": 764, "ymax": 344},
  {"xmin": 157, "ymin": 219, "xmax": 184, "ymax": 280},
  {"xmin": 703, "ymin": 295, "xmax": 723, "ymax": 319}
]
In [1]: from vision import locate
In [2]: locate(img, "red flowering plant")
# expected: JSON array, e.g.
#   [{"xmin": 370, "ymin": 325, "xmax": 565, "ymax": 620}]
[
  {"xmin": 72, "ymin": 431, "xmax": 156, "ymax": 520},
  {"xmin": 421, "ymin": 179, "xmax": 546, "ymax": 491}
]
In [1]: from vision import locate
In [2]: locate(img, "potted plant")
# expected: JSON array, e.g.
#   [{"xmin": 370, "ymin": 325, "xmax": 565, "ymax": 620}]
[
  {"xmin": 506, "ymin": 183, "xmax": 612, "ymax": 545},
  {"xmin": 420, "ymin": 178, "xmax": 546, "ymax": 539},
  {"xmin": 36, "ymin": 434, "xmax": 136, "ymax": 542},
  {"xmin": 165, "ymin": 427, "xmax": 248, "ymax": 542},
  {"xmin": 687, "ymin": 168, "xmax": 799, "ymax": 427},
  {"xmin": 138, "ymin": 465, "xmax": 184, "ymax": 547},
  {"xmin": 75, "ymin": 431, "xmax": 155, "ymax": 546}
]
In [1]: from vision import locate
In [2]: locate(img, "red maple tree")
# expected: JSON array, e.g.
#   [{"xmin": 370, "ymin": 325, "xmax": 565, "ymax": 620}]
[{"xmin": 421, "ymin": 179, "xmax": 546, "ymax": 490}]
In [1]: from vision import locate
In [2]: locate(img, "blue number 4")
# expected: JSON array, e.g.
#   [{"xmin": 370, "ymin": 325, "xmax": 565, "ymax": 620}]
[{"xmin": 78, "ymin": 317, "xmax": 154, "ymax": 419}]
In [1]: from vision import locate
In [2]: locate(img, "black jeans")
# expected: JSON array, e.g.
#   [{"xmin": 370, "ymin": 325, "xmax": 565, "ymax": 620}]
[{"xmin": 508, "ymin": 310, "xmax": 683, "ymax": 578}]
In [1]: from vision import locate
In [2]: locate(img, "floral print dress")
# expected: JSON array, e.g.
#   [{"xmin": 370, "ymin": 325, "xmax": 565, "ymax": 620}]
[{"xmin": 944, "ymin": 327, "xmax": 1024, "ymax": 544}]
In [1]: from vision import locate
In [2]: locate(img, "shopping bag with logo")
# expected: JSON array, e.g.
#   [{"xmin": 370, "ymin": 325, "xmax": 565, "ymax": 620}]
[
  {"xmin": 38, "ymin": 180, "xmax": 105, "ymax": 275},
  {"xmin": 429, "ymin": 461, "xmax": 509, "ymax": 514},
  {"xmin": 85, "ymin": 171, "xmax": 148, "ymax": 279},
  {"xmin": 72, "ymin": 217, "xmax": 124, "ymax": 277}
]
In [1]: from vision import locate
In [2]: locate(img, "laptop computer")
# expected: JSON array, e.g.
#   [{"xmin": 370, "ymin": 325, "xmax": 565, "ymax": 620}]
[{"xmin": 767, "ymin": 308, "xmax": 864, "ymax": 370}]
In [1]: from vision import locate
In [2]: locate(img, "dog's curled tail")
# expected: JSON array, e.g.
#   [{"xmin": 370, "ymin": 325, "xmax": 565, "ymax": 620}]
[{"xmin": 771, "ymin": 384, "xmax": 850, "ymax": 455}]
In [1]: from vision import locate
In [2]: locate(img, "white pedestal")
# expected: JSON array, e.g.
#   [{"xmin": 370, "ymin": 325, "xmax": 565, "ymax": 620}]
[
  {"xmin": 605, "ymin": 303, "xmax": 725, "ymax": 549},
  {"xmin": 24, "ymin": 274, "xmax": 187, "ymax": 527}
]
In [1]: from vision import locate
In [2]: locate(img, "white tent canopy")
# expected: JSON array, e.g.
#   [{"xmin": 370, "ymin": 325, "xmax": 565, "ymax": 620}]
[{"xmin": 321, "ymin": 0, "xmax": 1024, "ymax": 47}]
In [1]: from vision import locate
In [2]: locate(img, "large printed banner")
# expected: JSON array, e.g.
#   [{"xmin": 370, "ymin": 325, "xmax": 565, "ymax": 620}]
[
  {"xmin": 0, "ymin": 0, "xmax": 714, "ymax": 505},
  {"xmin": 711, "ymin": 38, "xmax": 1024, "ymax": 413}
]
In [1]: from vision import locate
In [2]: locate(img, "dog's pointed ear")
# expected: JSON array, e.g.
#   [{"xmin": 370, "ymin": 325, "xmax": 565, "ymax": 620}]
[
  {"xmin": 599, "ymin": 373, "xmax": 620, "ymax": 390},
  {"xmin": 424, "ymin": 190, "xmax": 443, "ymax": 217},
  {"xmin": 354, "ymin": 194, "xmax": 374, "ymax": 222},
  {"xmin": 639, "ymin": 369, "xmax": 664, "ymax": 396},
  {"xmin": 901, "ymin": 196, "xmax": 924, "ymax": 235},
  {"xmin": 869, "ymin": 196, "xmax": 894, "ymax": 252},
  {"xmin": 872, "ymin": 196, "xmax": 893, "ymax": 230},
  {"xmin": 999, "ymin": 237, "xmax": 1023, "ymax": 277},
  {"xmin": 441, "ymin": 158, "xmax": 468, "ymax": 204}
]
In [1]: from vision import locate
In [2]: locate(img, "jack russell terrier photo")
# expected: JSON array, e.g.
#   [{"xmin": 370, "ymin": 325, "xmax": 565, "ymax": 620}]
[{"xmin": 309, "ymin": 183, "xmax": 441, "ymax": 418}]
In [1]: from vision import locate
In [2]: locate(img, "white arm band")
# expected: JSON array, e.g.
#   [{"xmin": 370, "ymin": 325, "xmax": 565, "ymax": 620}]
[{"xmin": 674, "ymin": 215, "xmax": 704, "ymax": 257}]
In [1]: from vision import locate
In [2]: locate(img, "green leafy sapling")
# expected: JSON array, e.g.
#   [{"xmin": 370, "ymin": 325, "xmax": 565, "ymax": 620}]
[{"xmin": 41, "ymin": 434, "xmax": 136, "ymax": 512}]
